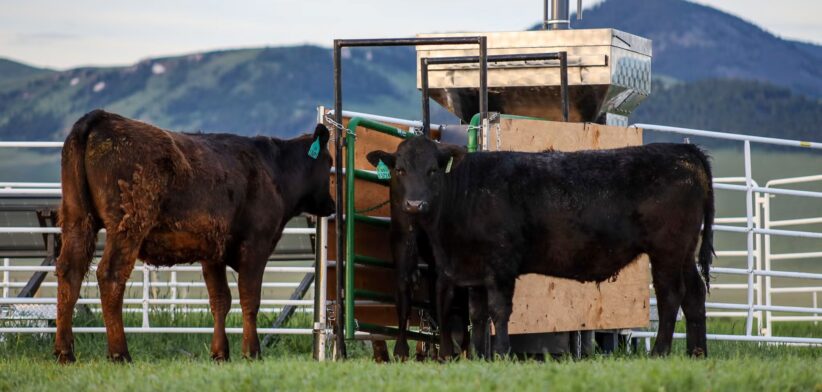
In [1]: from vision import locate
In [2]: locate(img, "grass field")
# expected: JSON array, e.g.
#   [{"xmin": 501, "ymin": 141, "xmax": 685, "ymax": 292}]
[{"xmin": 1, "ymin": 313, "xmax": 820, "ymax": 391}]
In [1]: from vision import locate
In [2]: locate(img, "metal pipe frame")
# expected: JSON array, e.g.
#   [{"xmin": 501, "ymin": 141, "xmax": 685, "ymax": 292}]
[
  {"xmin": 332, "ymin": 36, "xmax": 488, "ymax": 358},
  {"xmin": 343, "ymin": 117, "xmax": 416, "ymax": 341}
]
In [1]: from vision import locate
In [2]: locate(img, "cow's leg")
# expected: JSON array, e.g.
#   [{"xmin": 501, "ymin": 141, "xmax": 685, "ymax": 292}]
[
  {"xmin": 237, "ymin": 244, "xmax": 269, "ymax": 359},
  {"xmin": 96, "ymin": 233, "xmax": 142, "ymax": 362},
  {"xmin": 456, "ymin": 300, "xmax": 471, "ymax": 359},
  {"xmin": 681, "ymin": 263, "xmax": 708, "ymax": 357},
  {"xmin": 391, "ymin": 231, "xmax": 417, "ymax": 361},
  {"xmin": 202, "ymin": 262, "xmax": 231, "ymax": 361},
  {"xmin": 436, "ymin": 276, "xmax": 456, "ymax": 360},
  {"xmin": 468, "ymin": 286, "xmax": 489, "ymax": 359},
  {"xmin": 486, "ymin": 278, "xmax": 515, "ymax": 358},
  {"xmin": 54, "ymin": 216, "xmax": 97, "ymax": 364},
  {"xmin": 650, "ymin": 258, "xmax": 685, "ymax": 357},
  {"xmin": 393, "ymin": 273, "xmax": 412, "ymax": 361}
]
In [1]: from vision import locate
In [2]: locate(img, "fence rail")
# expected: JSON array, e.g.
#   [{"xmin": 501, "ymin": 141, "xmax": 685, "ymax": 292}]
[{"xmin": 633, "ymin": 123, "xmax": 822, "ymax": 345}]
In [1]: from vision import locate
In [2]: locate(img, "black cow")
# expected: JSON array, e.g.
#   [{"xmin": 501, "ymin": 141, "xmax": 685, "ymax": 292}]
[
  {"xmin": 367, "ymin": 137, "xmax": 714, "ymax": 358},
  {"xmin": 55, "ymin": 110, "xmax": 335, "ymax": 363}
]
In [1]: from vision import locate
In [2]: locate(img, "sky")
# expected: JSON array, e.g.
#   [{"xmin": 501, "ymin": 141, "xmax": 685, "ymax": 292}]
[{"xmin": 1, "ymin": 0, "xmax": 820, "ymax": 70}]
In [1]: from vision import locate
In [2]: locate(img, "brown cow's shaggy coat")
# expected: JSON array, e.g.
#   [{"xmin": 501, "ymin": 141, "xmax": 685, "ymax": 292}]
[{"xmin": 55, "ymin": 110, "xmax": 334, "ymax": 363}]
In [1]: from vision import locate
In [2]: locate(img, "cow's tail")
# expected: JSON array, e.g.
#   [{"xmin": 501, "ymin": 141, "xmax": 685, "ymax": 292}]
[
  {"xmin": 59, "ymin": 110, "xmax": 105, "ymax": 253},
  {"xmin": 692, "ymin": 145, "xmax": 715, "ymax": 292}
]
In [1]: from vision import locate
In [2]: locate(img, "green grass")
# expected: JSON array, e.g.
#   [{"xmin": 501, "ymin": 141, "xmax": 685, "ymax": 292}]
[
  {"xmin": 1, "ymin": 314, "xmax": 820, "ymax": 391},
  {"xmin": 1, "ymin": 355, "xmax": 819, "ymax": 392}
]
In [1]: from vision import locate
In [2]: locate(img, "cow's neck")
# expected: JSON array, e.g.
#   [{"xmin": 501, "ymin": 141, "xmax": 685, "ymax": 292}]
[{"xmin": 267, "ymin": 136, "xmax": 312, "ymax": 220}]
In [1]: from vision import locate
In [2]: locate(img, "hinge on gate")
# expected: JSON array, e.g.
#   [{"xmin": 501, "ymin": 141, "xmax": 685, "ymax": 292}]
[{"xmin": 326, "ymin": 301, "xmax": 336, "ymax": 323}]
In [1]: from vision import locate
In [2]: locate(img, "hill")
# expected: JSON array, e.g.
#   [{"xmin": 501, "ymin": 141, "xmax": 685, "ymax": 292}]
[
  {"xmin": 635, "ymin": 79, "xmax": 822, "ymax": 142},
  {"xmin": 0, "ymin": 46, "xmax": 417, "ymax": 140},
  {"xmin": 569, "ymin": 0, "xmax": 822, "ymax": 97},
  {"xmin": 0, "ymin": 59, "xmax": 53, "ymax": 90}
]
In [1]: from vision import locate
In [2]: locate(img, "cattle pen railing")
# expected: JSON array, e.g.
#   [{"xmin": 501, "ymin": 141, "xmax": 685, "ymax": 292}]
[
  {"xmin": 1, "ymin": 116, "xmax": 821, "ymax": 355},
  {"xmin": 0, "ymin": 139, "xmax": 333, "ymax": 359},
  {"xmin": 628, "ymin": 123, "xmax": 822, "ymax": 346}
]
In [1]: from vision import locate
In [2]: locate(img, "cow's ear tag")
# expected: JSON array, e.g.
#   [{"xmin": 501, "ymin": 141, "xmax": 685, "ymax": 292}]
[
  {"xmin": 376, "ymin": 160, "xmax": 391, "ymax": 180},
  {"xmin": 307, "ymin": 137, "xmax": 320, "ymax": 159},
  {"xmin": 445, "ymin": 156, "xmax": 454, "ymax": 173}
]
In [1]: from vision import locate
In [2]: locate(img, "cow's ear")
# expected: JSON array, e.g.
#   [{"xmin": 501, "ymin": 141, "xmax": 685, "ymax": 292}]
[
  {"xmin": 436, "ymin": 144, "xmax": 467, "ymax": 170},
  {"xmin": 366, "ymin": 150, "xmax": 395, "ymax": 168},
  {"xmin": 313, "ymin": 123, "xmax": 330, "ymax": 147}
]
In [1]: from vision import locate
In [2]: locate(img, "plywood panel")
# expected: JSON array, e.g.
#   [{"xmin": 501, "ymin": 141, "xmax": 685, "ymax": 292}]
[{"xmin": 488, "ymin": 119, "xmax": 650, "ymax": 333}]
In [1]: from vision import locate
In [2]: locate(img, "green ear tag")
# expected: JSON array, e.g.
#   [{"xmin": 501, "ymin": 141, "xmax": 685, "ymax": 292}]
[
  {"xmin": 445, "ymin": 156, "xmax": 454, "ymax": 174},
  {"xmin": 376, "ymin": 160, "xmax": 391, "ymax": 180},
  {"xmin": 307, "ymin": 137, "xmax": 320, "ymax": 159}
]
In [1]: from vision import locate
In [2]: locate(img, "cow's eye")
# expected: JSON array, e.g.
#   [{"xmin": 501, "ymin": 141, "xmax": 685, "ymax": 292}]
[
  {"xmin": 428, "ymin": 168, "xmax": 437, "ymax": 176},
  {"xmin": 396, "ymin": 168, "xmax": 406, "ymax": 176}
]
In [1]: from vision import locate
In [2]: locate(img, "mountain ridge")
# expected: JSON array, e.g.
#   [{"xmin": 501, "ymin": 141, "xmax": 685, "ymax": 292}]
[{"xmin": 0, "ymin": 0, "xmax": 819, "ymax": 141}]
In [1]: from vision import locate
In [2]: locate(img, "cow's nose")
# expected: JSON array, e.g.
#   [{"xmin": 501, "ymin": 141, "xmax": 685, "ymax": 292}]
[{"xmin": 403, "ymin": 200, "xmax": 428, "ymax": 214}]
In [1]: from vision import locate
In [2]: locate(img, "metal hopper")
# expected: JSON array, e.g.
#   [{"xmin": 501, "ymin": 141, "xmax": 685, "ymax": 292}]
[{"xmin": 416, "ymin": 28, "xmax": 652, "ymax": 126}]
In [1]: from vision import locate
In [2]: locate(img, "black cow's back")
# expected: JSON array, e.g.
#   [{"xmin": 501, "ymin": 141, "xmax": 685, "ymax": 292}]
[{"xmin": 436, "ymin": 143, "xmax": 712, "ymax": 284}]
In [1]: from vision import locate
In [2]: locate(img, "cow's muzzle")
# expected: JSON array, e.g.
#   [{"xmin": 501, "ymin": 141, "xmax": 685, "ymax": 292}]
[{"xmin": 403, "ymin": 200, "xmax": 428, "ymax": 214}]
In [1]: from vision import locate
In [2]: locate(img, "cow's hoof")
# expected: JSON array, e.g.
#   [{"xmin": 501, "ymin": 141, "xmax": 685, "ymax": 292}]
[
  {"xmin": 689, "ymin": 347, "xmax": 706, "ymax": 358},
  {"xmin": 393, "ymin": 341, "xmax": 410, "ymax": 362},
  {"xmin": 108, "ymin": 352, "xmax": 132, "ymax": 363},
  {"xmin": 211, "ymin": 352, "xmax": 230, "ymax": 362},
  {"xmin": 242, "ymin": 351, "xmax": 262, "ymax": 360},
  {"xmin": 54, "ymin": 350, "xmax": 76, "ymax": 364},
  {"xmin": 372, "ymin": 341, "xmax": 390, "ymax": 363}
]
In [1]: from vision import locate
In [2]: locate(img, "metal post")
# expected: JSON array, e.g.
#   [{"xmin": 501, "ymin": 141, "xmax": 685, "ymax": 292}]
[
  {"xmin": 313, "ymin": 217, "xmax": 329, "ymax": 360},
  {"xmin": 543, "ymin": 0, "xmax": 549, "ymax": 30},
  {"xmin": 547, "ymin": 0, "xmax": 570, "ymax": 30},
  {"xmin": 754, "ymin": 193, "xmax": 764, "ymax": 333},
  {"xmin": 142, "ymin": 262, "xmax": 150, "ymax": 328},
  {"xmin": 332, "ymin": 40, "xmax": 347, "ymax": 359},
  {"xmin": 2, "ymin": 258, "xmax": 8, "ymax": 298},
  {"xmin": 344, "ymin": 125, "xmax": 356, "ymax": 340},
  {"xmin": 743, "ymin": 141, "xmax": 755, "ymax": 336},
  {"xmin": 421, "ymin": 58, "xmax": 430, "ymax": 136},
  {"xmin": 478, "ymin": 37, "xmax": 488, "ymax": 151},
  {"xmin": 559, "ymin": 51, "xmax": 569, "ymax": 122},
  {"xmin": 170, "ymin": 270, "xmax": 177, "ymax": 319},
  {"xmin": 763, "ymin": 190, "xmax": 773, "ymax": 336}
]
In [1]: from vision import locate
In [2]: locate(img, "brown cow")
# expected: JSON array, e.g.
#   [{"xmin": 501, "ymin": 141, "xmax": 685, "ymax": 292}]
[{"xmin": 54, "ymin": 110, "xmax": 334, "ymax": 363}]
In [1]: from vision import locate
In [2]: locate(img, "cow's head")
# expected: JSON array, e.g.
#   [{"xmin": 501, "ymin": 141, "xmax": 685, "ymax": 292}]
[
  {"xmin": 367, "ymin": 136, "xmax": 465, "ymax": 216},
  {"xmin": 298, "ymin": 124, "xmax": 335, "ymax": 217}
]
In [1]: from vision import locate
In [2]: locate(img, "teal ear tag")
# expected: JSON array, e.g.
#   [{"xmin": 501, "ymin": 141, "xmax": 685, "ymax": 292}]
[
  {"xmin": 445, "ymin": 156, "xmax": 454, "ymax": 173},
  {"xmin": 376, "ymin": 160, "xmax": 391, "ymax": 180},
  {"xmin": 307, "ymin": 137, "xmax": 320, "ymax": 159}
]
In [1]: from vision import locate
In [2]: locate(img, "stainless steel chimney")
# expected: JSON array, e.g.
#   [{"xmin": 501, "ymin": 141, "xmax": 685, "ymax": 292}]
[{"xmin": 543, "ymin": 0, "xmax": 583, "ymax": 30}]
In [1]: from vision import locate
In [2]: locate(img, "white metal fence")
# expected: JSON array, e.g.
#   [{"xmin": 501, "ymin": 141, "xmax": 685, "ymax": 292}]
[{"xmin": 628, "ymin": 123, "xmax": 822, "ymax": 346}]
